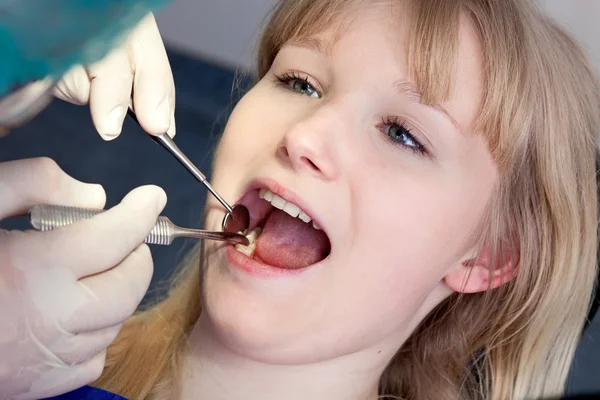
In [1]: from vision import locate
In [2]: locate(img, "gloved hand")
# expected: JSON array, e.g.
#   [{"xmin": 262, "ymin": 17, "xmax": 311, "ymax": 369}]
[
  {"xmin": 0, "ymin": 158, "xmax": 167, "ymax": 400},
  {"xmin": 53, "ymin": 13, "xmax": 176, "ymax": 141}
]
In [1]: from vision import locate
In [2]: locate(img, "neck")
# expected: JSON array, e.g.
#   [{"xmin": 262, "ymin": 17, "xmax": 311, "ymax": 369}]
[{"xmin": 180, "ymin": 315, "xmax": 386, "ymax": 400}]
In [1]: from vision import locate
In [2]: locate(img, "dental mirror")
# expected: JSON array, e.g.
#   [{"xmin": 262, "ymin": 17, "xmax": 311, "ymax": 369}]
[{"xmin": 222, "ymin": 204, "xmax": 250, "ymax": 233}]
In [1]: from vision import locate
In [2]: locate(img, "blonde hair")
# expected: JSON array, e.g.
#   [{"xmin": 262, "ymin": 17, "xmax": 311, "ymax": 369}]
[{"xmin": 95, "ymin": 1, "xmax": 600, "ymax": 399}]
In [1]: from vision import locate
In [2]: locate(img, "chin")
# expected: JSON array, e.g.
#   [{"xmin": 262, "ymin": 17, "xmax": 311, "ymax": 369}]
[
  {"xmin": 199, "ymin": 247, "xmax": 397, "ymax": 366},
  {"xmin": 199, "ymin": 243, "xmax": 324, "ymax": 364}
]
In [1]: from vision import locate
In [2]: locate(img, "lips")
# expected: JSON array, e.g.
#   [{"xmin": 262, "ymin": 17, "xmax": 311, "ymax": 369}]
[{"xmin": 226, "ymin": 245, "xmax": 314, "ymax": 277}]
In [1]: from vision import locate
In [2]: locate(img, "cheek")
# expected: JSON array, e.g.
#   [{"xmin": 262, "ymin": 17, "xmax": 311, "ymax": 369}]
[
  {"xmin": 348, "ymin": 137, "xmax": 496, "ymax": 273},
  {"xmin": 352, "ymin": 177, "xmax": 464, "ymax": 260},
  {"xmin": 214, "ymin": 81, "xmax": 291, "ymax": 171},
  {"xmin": 215, "ymin": 95, "xmax": 268, "ymax": 168},
  {"xmin": 343, "ymin": 171, "xmax": 492, "ymax": 311}
]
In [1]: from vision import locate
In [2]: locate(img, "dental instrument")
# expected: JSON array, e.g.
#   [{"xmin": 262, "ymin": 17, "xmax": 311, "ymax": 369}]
[
  {"xmin": 126, "ymin": 105, "xmax": 250, "ymax": 234},
  {"xmin": 28, "ymin": 204, "xmax": 250, "ymax": 246}
]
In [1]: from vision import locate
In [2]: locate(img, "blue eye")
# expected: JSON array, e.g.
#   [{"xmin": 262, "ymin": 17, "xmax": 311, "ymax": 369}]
[
  {"xmin": 275, "ymin": 72, "xmax": 320, "ymax": 98},
  {"xmin": 380, "ymin": 117, "xmax": 426, "ymax": 156}
]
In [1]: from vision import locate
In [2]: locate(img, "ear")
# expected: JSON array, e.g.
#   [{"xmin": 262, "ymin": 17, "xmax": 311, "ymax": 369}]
[{"xmin": 444, "ymin": 242, "xmax": 519, "ymax": 294}]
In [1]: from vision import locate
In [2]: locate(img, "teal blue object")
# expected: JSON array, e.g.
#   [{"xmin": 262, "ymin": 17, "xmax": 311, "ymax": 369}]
[{"xmin": 0, "ymin": 0, "xmax": 169, "ymax": 96}]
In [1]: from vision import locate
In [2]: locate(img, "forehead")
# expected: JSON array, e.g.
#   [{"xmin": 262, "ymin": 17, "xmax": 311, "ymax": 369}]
[{"xmin": 284, "ymin": 2, "xmax": 485, "ymax": 134}]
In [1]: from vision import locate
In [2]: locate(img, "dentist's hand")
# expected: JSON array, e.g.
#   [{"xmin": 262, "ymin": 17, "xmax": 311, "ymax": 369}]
[
  {"xmin": 53, "ymin": 13, "xmax": 176, "ymax": 140},
  {"xmin": 0, "ymin": 158, "xmax": 167, "ymax": 399}
]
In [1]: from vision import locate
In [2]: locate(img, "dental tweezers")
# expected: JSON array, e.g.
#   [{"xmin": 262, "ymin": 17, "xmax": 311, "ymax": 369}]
[{"xmin": 28, "ymin": 204, "xmax": 249, "ymax": 246}]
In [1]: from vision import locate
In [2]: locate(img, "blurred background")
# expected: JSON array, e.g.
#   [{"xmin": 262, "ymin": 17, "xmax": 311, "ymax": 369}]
[{"xmin": 1, "ymin": 0, "xmax": 599, "ymax": 397}]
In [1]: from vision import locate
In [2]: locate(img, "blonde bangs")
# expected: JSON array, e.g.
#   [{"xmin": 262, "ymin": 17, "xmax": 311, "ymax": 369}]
[
  {"xmin": 257, "ymin": 0, "xmax": 354, "ymax": 78},
  {"xmin": 410, "ymin": 0, "xmax": 535, "ymax": 173},
  {"xmin": 408, "ymin": 0, "xmax": 461, "ymax": 108}
]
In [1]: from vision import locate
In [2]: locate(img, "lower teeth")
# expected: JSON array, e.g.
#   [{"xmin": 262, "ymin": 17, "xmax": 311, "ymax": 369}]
[{"xmin": 234, "ymin": 227, "xmax": 262, "ymax": 257}]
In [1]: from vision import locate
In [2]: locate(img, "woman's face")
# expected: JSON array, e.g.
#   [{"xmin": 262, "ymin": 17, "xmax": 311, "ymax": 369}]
[{"xmin": 201, "ymin": 3, "xmax": 497, "ymax": 365}]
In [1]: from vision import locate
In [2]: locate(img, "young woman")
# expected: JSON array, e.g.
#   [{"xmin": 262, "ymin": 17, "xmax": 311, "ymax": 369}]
[{"xmin": 90, "ymin": 0, "xmax": 600, "ymax": 399}]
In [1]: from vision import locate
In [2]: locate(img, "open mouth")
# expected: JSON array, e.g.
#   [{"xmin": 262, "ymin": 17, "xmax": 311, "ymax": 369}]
[{"xmin": 231, "ymin": 188, "xmax": 331, "ymax": 270}]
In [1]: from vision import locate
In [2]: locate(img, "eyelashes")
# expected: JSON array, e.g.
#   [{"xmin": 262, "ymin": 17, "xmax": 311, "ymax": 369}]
[
  {"xmin": 273, "ymin": 71, "xmax": 428, "ymax": 157},
  {"xmin": 378, "ymin": 117, "xmax": 427, "ymax": 156},
  {"xmin": 274, "ymin": 71, "xmax": 321, "ymax": 98}
]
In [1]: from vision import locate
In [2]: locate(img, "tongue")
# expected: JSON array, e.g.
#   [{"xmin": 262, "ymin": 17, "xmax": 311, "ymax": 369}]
[{"xmin": 254, "ymin": 210, "xmax": 330, "ymax": 269}]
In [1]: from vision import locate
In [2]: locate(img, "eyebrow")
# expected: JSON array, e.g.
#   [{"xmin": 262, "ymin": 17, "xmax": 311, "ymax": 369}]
[
  {"xmin": 286, "ymin": 36, "xmax": 335, "ymax": 57},
  {"xmin": 394, "ymin": 79, "xmax": 461, "ymax": 131}
]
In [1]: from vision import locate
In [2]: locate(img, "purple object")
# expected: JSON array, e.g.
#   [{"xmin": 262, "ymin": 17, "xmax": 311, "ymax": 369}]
[{"xmin": 42, "ymin": 386, "xmax": 127, "ymax": 400}]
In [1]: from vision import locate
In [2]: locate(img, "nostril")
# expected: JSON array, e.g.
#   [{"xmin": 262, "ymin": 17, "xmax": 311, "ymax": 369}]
[
  {"xmin": 278, "ymin": 142, "xmax": 322, "ymax": 173},
  {"xmin": 301, "ymin": 156, "xmax": 319, "ymax": 171}
]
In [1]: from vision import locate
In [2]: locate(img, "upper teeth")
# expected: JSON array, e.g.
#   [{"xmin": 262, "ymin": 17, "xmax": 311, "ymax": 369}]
[{"xmin": 259, "ymin": 188, "xmax": 321, "ymax": 230}]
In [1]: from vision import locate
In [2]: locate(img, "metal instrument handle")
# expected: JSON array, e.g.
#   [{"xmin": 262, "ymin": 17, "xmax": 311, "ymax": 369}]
[{"xmin": 28, "ymin": 204, "xmax": 174, "ymax": 245}]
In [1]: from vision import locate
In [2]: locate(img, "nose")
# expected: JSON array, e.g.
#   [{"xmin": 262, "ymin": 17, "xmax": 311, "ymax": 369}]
[{"xmin": 277, "ymin": 108, "xmax": 342, "ymax": 180}]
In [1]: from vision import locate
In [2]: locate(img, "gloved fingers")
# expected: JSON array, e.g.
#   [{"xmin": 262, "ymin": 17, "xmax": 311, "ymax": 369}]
[
  {"xmin": 0, "ymin": 158, "xmax": 106, "ymax": 220},
  {"xmin": 49, "ymin": 324, "xmax": 122, "ymax": 366},
  {"xmin": 87, "ymin": 46, "xmax": 134, "ymax": 140},
  {"xmin": 53, "ymin": 64, "xmax": 91, "ymax": 105},
  {"xmin": 11, "ymin": 350, "xmax": 107, "ymax": 400},
  {"xmin": 9, "ymin": 185, "xmax": 166, "ymax": 279},
  {"xmin": 0, "ymin": 373, "xmax": 39, "ymax": 400},
  {"xmin": 130, "ymin": 13, "xmax": 176, "ymax": 137},
  {"xmin": 62, "ymin": 244, "xmax": 152, "ymax": 333},
  {"xmin": 169, "ymin": 112, "xmax": 176, "ymax": 137}
]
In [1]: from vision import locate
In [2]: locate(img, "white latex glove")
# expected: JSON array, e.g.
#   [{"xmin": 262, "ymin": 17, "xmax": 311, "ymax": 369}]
[
  {"xmin": 0, "ymin": 158, "xmax": 167, "ymax": 400},
  {"xmin": 53, "ymin": 13, "xmax": 176, "ymax": 141}
]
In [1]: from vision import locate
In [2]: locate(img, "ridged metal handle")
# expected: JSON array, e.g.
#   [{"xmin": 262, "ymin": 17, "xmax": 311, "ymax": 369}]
[
  {"xmin": 29, "ymin": 204, "xmax": 174, "ymax": 245},
  {"xmin": 146, "ymin": 217, "xmax": 172, "ymax": 245}
]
